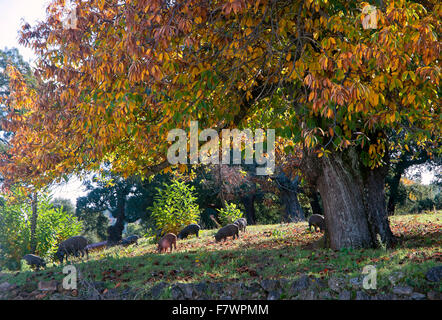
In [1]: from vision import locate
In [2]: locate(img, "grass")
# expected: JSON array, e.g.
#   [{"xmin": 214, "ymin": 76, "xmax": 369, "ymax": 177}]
[{"xmin": 1, "ymin": 211, "xmax": 441, "ymax": 298}]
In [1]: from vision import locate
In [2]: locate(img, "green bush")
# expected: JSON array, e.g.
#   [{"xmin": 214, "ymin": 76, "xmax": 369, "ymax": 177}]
[
  {"xmin": 0, "ymin": 192, "xmax": 83, "ymax": 270},
  {"xmin": 217, "ymin": 203, "xmax": 243, "ymax": 226},
  {"xmin": 149, "ymin": 179, "xmax": 200, "ymax": 235}
]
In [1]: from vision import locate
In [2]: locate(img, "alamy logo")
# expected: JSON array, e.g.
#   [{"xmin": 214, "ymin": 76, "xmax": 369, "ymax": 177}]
[
  {"xmin": 62, "ymin": 3, "xmax": 78, "ymax": 30},
  {"xmin": 62, "ymin": 265, "xmax": 77, "ymax": 290},
  {"xmin": 167, "ymin": 121, "xmax": 275, "ymax": 175},
  {"xmin": 362, "ymin": 265, "xmax": 377, "ymax": 289},
  {"xmin": 361, "ymin": 5, "xmax": 378, "ymax": 29}
]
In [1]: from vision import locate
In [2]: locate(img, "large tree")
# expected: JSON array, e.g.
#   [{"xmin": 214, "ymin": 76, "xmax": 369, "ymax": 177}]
[{"xmin": 1, "ymin": 0, "xmax": 440, "ymax": 249}]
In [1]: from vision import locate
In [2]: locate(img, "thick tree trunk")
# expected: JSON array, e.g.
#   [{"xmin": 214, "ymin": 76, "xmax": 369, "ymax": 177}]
[
  {"xmin": 280, "ymin": 189, "xmax": 305, "ymax": 222},
  {"xmin": 241, "ymin": 194, "xmax": 256, "ymax": 225},
  {"xmin": 364, "ymin": 165, "xmax": 395, "ymax": 247},
  {"xmin": 302, "ymin": 147, "xmax": 395, "ymax": 250},
  {"xmin": 29, "ymin": 192, "xmax": 38, "ymax": 254},
  {"xmin": 276, "ymin": 173, "xmax": 305, "ymax": 222}
]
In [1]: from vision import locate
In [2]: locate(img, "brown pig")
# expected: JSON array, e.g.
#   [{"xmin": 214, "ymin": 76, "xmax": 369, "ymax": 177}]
[
  {"xmin": 214, "ymin": 224, "xmax": 239, "ymax": 242},
  {"xmin": 157, "ymin": 233, "xmax": 177, "ymax": 253}
]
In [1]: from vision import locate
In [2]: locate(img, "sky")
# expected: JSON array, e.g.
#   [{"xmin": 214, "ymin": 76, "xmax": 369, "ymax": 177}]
[
  {"xmin": 0, "ymin": 0, "xmax": 435, "ymax": 205},
  {"xmin": 0, "ymin": 0, "xmax": 51, "ymax": 64}
]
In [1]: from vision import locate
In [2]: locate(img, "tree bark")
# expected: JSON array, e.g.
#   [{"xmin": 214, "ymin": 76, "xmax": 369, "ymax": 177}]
[
  {"xmin": 276, "ymin": 173, "xmax": 305, "ymax": 222},
  {"xmin": 280, "ymin": 188, "xmax": 305, "ymax": 222},
  {"xmin": 387, "ymin": 170, "xmax": 403, "ymax": 216},
  {"xmin": 364, "ymin": 164, "xmax": 395, "ymax": 247},
  {"xmin": 241, "ymin": 194, "xmax": 256, "ymax": 225},
  {"xmin": 302, "ymin": 147, "xmax": 395, "ymax": 250}
]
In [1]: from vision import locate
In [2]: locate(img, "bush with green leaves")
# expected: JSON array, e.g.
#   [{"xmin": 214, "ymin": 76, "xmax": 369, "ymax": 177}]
[
  {"xmin": 217, "ymin": 203, "xmax": 244, "ymax": 226},
  {"xmin": 0, "ymin": 192, "xmax": 83, "ymax": 270},
  {"xmin": 149, "ymin": 179, "xmax": 200, "ymax": 235}
]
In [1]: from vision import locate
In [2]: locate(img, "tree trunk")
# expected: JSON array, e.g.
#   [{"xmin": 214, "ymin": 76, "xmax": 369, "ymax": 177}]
[
  {"xmin": 29, "ymin": 192, "xmax": 38, "ymax": 254},
  {"xmin": 107, "ymin": 193, "xmax": 126, "ymax": 245},
  {"xmin": 364, "ymin": 164, "xmax": 395, "ymax": 247},
  {"xmin": 280, "ymin": 188, "xmax": 304, "ymax": 222},
  {"xmin": 302, "ymin": 147, "xmax": 395, "ymax": 250},
  {"xmin": 309, "ymin": 190, "xmax": 322, "ymax": 216},
  {"xmin": 276, "ymin": 173, "xmax": 305, "ymax": 222},
  {"xmin": 387, "ymin": 171, "xmax": 402, "ymax": 215},
  {"xmin": 241, "ymin": 194, "xmax": 256, "ymax": 225}
]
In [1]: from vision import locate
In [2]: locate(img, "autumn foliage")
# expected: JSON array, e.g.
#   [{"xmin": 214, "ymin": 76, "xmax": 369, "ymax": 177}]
[
  {"xmin": 0, "ymin": 0, "xmax": 439, "ymax": 187},
  {"xmin": 0, "ymin": 0, "xmax": 440, "ymax": 249}
]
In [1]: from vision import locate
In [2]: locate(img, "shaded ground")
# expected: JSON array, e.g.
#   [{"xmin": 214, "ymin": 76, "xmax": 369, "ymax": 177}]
[{"xmin": 0, "ymin": 211, "xmax": 440, "ymax": 300}]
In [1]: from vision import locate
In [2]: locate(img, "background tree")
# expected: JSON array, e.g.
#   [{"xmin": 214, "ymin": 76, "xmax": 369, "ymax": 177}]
[
  {"xmin": 0, "ymin": 47, "xmax": 32, "ymax": 96},
  {"xmin": 0, "ymin": 190, "xmax": 83, "ymax": 270},
  {"xmin": 51, "ymin": 197, "xmax": 75, "ymax": 216},
  {"xmin": 74, "ymin": 202, "xmax": 109, "ymax": 242},
  {"xmin": 76, "ymin": 172, "xmax": 141, "ymax": 244},
  {"xmin": 75, "ymin": 171, "xmax": 171, "ymax": 243},
  {"xmin": 385, "ymin": 129, "xmax": 441, "ymax": 215},
  {"xmin": 392, "ymin": 177, "xmax": 442, "ymax": 214}
]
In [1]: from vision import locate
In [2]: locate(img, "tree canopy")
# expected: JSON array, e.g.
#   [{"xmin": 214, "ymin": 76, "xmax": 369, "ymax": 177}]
[
  {"xmin": 1, "ymin": 0, "xmax": 439, "ymax": 187},
  {"xmin": 0, "ymin": 0, "xmax": 440, "ymax": 249}
]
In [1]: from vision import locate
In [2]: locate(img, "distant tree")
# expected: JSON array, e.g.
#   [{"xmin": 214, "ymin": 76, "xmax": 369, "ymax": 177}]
[
  {"xmin": 51, "ymin": 198, "xmax": 75, "ymax": 216},
  {"xmin": 76, "ymin": 171, "xmax": 171, "ymax": 244},
  {"xmin": 394, "ymin": 179, "xmax": 442, "ymax": 214},
  {"xmin": 74, "ymin": 204, "xmax": 108, "ymax": 242},
  {"xmin": 0, "ymin": 47, "xmax": 32, "ymax": 96},
  {"xmin": 0, "ymin": 190, "xmax": 82, "ymax": 270},
  {"xmin": 386, "ymin": 131, "xmax": 441, "ymax": 215}
]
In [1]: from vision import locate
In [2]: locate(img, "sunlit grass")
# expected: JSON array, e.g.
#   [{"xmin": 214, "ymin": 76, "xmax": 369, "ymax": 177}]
[{"xmin": 1, "ymin": 211, "xmax": 440, "ymax": 298}]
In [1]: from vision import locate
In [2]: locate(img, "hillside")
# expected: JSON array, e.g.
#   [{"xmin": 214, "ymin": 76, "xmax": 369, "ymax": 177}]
[{"xmin": 0, "ymin": 212, "xmax": 441, "ymax": 300}]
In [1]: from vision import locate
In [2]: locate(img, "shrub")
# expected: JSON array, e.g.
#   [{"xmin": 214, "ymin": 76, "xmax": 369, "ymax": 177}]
[
  {"xmin": 217, "ymin": 203, "xmax": 243, "ymax": 226},
  {"xmin": 0, "ymin": 192, "xmax": 83, "ymax": 270},
  {"xmin": 149, "ymin": 179, "xmax": 200, "ymax": 235}
]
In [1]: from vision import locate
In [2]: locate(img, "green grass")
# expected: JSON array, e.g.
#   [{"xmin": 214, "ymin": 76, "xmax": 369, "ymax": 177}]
[{"xmin": 1, "ymin": 211, "xmax": 441, "ymax": 298}]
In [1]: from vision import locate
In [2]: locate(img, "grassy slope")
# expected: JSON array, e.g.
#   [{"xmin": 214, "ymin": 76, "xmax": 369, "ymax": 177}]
[{"xmin": 2, "ymin": 211, "xmax": 441, "ymax": 299}]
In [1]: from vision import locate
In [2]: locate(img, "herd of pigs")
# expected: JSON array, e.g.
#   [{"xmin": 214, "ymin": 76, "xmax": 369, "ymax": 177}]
[{"xmin": 21, "ymin": 214, "xmax": 325, "ymax": 271}]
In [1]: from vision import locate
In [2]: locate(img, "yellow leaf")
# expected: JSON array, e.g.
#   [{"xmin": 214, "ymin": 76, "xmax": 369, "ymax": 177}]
[
  {"xmin": 286, "ymin": 52, "xmax": 291, "ymax": 61},
  {"xmin": 369, "ymin": 93, "xmax": 379, "ymax": 107}
]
